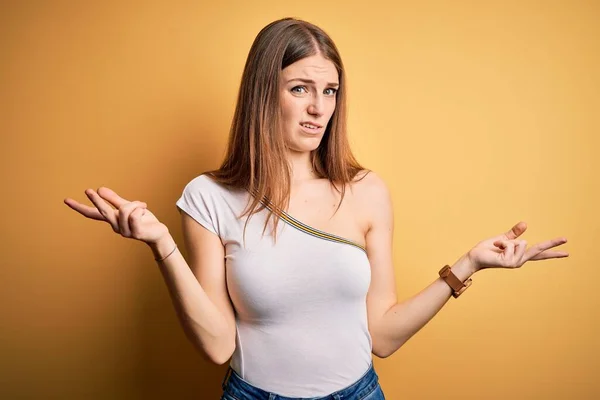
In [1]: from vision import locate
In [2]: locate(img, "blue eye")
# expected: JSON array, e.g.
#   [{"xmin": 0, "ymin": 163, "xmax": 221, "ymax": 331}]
[
  {"xmin": 290, "ymin": 86, "xmax": 338, "ymax": 96},
  {"xmin": 291, "ymin": 86, "xmax": 307, "ymax": 94}
]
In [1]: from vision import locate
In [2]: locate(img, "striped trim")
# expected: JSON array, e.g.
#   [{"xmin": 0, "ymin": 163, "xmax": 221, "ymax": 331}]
[
  {"xmin": 253, "ymin": 193, "xmax": 366, "ymax": 253},
  {"xmin": 276, "ymin": 210, "xmax": 367, "ymax": 254}
]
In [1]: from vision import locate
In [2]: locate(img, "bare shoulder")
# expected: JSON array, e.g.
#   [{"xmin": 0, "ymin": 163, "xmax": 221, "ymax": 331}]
[
  {"xmin": 350, "ymin": 170, "xmax": 393, "ymax": 229},
  {"xmin": 352, "ymin": 168, "xmax": 385, "ymax": 187},
  {"xmin": 351, "ymin": 170, "xmax": 391, "ymax": 201}
]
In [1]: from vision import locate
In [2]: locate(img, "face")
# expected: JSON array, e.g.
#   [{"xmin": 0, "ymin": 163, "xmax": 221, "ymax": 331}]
[{"xmin": 279, "ymin": 53, "xmax": 339, "ymax": 153}]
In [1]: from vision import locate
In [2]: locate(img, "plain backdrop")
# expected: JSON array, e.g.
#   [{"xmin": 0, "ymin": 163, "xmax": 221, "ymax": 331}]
[{"xmin": 1, "ymin": 1, "xmax": 598, "ymax": 398}]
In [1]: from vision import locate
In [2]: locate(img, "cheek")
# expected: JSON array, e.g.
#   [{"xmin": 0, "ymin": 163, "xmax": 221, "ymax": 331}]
[
  {"xmin": 280, "ymin": 98, "xmax": 300, "ymax": 122},
  {"xmin": 327, "ymin": 100, "xmax": 337, "ymax": 118}
]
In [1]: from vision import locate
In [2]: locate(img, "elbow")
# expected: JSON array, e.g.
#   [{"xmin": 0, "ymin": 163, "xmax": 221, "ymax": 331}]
[
  {"xmin": 209, "ymin": 350, "xmax": 233, "ymax": 366},
  {"xmin": 371, "ymin": 336, "xmax": 406, "ymax": 359},
  {"xmin": 372, "ymin": 350, "xmax": 389, "ymax": 359},
  {"xmin": 204, "ymin": 339, "xmax": 236, "ymax": 366},
  {"xmin": 372, "ymin": 346, "xmax": 394, "ymax": 359},
  {"xmin": 185, "ymin": 328, "xmax": 236, "ymax": 366}
]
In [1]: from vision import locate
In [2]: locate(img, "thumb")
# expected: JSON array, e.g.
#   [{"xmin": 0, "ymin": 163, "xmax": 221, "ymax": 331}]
[{"xmin": 504, "ymin": 221, "xmax": 527, "ymax": 240}]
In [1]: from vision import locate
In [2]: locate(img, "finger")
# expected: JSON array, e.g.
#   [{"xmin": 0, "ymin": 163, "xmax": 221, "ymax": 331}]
[
  {"xmin": 504, "ymin": 241, "xmax": 515, "ymax": 266},
  {"xmin": 494, "ymin": 240, "xmax": 516, "ymax": 266},
  {"xmin": 524, "ymin": 237, "xmax": 568, "ymax": 262},
  {"xmin": 85, "ymin": 189, "xmax": 118, "ymax": 230},
  {"xmin": 504, "ymin": 221, "xmax": 527, "ymax": 240},
  {"xmin": 96, "ymin": 187, "xmax": 133, "ymax": 209},
  {"xmin": 529, "ymin": 250, "xmax": 570, "ymax": 261},
  {"xmin": 64, "ymin": 198, "xmax": 105, "ymax": 221},
  {"xmin": 514, "ymin": 239, "xmax": 528, "ymax": 266},
  {"xmin": 129, "ymin": 207, "xmax": 145, "ymax": 238},
  {"xmin": 493, "ymin": 240, "xmax": 515, "ymax": 253},
  {"xmin": 118, "ymin": 201, "xmax": 146, "ymax": 238},
  {"xmin": 506, "ymin": 240, "xmax": 515, "ymax": 253}
]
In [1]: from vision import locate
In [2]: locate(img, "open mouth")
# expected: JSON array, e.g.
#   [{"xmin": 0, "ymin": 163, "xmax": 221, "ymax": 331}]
[{"xmin": 299, "ymin": 122, "xmax": 323, "ymax": 133}]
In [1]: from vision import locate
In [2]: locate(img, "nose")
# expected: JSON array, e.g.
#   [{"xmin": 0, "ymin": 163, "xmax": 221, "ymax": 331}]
[{"xmin": 307, "ymin": 94, "xmax": 324, "ymax": 116}]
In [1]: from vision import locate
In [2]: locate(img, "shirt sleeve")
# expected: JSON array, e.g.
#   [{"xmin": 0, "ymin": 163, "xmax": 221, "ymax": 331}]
[{"xmin": 175, "ymin": 175, "xmax": 220, "ymax": 236}]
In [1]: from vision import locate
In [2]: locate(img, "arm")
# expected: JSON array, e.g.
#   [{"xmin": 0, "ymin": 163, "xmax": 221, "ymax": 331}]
[
  {"xmin": 363, "ymin": 173, "xmax": 568, "ymax": 358},
  {"xmin": 64, "ymin": 186, "xmax": 236, "ymax": 365},
  {"xmin": 370, "ymin": 253, "xmax": 475, "ymax": 358},
  {"xmin": 148, "ymin": 211, "xmax": 236, "ymax": 365},
  {"xmin": 361, "ymin": 173, "xmax": 476, "ymax": 358}
]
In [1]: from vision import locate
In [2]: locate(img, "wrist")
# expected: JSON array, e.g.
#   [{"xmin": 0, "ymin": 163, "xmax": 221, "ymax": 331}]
[
  {"xmin": 148, "ymin": 234, "xmax": 176, "ymax": 261},
  {"xmin": 465, "ymin": 249, "xmax": 482, "ymax": 274},
  {"xmin": 451, "ymin": 253, "xmax": 478, "ymax": 280},
  {"xmin": 438, "ymin": 254, "xmax": 477, "ymax": 299}
]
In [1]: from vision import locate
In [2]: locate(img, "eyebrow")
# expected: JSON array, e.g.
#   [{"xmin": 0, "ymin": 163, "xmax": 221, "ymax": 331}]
[{"xmin": 287, "ymin": 78, "xmax": 339, "ymax": 87}]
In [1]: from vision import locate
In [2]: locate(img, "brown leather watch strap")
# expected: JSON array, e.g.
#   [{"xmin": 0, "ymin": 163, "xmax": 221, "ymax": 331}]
[{"xmin": 439, "ymin": 265, "xmax": 472, "ymax": 298}]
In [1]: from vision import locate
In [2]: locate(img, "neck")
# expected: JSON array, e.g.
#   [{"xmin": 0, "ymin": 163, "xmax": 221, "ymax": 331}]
[{"xmin": 287, "ymin": 150, "xmax": 317, "ymax": 184}]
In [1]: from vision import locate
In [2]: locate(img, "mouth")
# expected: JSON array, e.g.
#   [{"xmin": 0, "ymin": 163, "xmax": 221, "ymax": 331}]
[{"xmin": 299, "ymin": 121, "xmax": 323, "ymax": 134}]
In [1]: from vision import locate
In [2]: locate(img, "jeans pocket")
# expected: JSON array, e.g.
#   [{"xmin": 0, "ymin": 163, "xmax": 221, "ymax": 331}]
[{"xmin": 359, "ymin": 384, "xmax": 385, "ymax": 400}]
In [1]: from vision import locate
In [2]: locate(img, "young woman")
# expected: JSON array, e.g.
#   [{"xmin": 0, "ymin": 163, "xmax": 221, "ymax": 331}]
[{"xmin": 64, "ymin": 17, "xmax": 569, "ymax": 400}]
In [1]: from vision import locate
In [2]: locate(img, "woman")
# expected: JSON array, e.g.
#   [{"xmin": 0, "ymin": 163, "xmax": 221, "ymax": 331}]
[{"xmin": 64, "ymin": 17, "xmax": 569, "ymax": 400}]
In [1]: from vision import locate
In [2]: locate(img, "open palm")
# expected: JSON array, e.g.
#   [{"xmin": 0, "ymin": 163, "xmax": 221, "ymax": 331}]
[{"xmin": 64, "ymin": 187, "xmax": 168, "ymax": 244}]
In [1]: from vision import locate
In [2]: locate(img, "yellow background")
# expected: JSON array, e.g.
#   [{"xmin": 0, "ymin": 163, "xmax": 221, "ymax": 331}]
[{"xmin": 1, "ymin": 0, "xmax": 598, "ymax": 398}]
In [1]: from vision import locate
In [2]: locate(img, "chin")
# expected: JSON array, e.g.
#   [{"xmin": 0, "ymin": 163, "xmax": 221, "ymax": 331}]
[
  {"xmin": 285, "ymin": 132, "xmax": 323, "ymax": 153},
  {"xmin": 290, "ymin": 138, "xmax": 323, "ymax": 153}
]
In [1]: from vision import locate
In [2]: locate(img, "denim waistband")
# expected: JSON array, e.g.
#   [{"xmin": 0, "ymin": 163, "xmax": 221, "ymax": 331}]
[{"xmin": 221, "ymin": 362, "xmax": 380, "ymax": 400}]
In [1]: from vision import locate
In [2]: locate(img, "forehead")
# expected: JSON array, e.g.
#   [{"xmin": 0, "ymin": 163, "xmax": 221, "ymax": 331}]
[{"xmin": 281, "ymin": 54, "xmax": 339, "ymax": 83}]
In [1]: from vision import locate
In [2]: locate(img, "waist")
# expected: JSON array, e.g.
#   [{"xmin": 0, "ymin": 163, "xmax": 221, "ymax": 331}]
[{"xmin": 222, "ymin": 360, "xmax": 380, "ymax": 399}]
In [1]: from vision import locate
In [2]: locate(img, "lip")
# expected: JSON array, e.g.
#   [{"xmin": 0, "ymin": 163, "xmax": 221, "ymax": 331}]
[
  {"xmin": 299, "ymin": 122, "xmax": 324, "ymax": 134},
  {"xmin": 299, "ymin": 121, "xmax": 323, "ymax": 128}
]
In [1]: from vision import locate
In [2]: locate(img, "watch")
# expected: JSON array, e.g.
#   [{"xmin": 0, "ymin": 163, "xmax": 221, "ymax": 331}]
[{"xmin": 439, "ymin": 264, "xmax": 472, "ymax": 298}]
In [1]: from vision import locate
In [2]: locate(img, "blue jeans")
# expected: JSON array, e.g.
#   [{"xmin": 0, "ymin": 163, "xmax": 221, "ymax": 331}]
[{"xmin": 220, "ymin": 363, "xmax": 385, "ymax": 400}]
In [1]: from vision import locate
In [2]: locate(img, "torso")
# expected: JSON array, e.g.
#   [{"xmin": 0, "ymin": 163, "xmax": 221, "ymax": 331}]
[
  {"xmin": 177, "ymin": 172, "xmax": 374, "ymax": 396},
  {"xmin": 286, "ymin": 171, "xmax": 372, "ymax": 249}
]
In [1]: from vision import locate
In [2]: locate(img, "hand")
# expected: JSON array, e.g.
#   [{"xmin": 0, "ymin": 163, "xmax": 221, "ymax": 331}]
[
  {"xmin": 467, "ymin": 221, "xmax": 569, "ymax": 272},
  {"xmin": 64, "ymin": 187, "xmax": 169, "ymax": 245}
]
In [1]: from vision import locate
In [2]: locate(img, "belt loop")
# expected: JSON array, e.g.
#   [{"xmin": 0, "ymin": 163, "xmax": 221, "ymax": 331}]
[{"xmin": 221, "ymin": 366, "xmax": 233, "ymax": 390}]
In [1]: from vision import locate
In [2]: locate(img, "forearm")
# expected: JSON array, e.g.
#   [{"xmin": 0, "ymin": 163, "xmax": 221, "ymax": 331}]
[
  {"xmin": 373, "ymin": 253, "xmax": 476, "ymax": 358},
  {"xmin": 149, "ymin": 235, "xmax": 234, "ymax": 364}
]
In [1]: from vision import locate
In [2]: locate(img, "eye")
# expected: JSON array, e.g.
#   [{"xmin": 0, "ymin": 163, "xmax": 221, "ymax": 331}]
[
  {"xmin": 324, "ymin": 88, "xmax": 338, "ymax": 96},
  {"xmin": 291, "ymin": 86, "xmax": 308, "ymax": 94}
]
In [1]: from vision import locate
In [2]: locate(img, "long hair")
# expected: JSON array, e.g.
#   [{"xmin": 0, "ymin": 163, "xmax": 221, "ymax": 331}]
[{"xmin": 207, "ymin": 17, "xmax": 367, "ymax": 241}]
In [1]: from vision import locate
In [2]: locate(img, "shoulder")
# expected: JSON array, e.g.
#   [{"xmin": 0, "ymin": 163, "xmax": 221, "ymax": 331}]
[
  {"xmin": 178, "ymin": 174, "xmax": 245, "ymax": 212},
  {"xmin": 184, "ymin": 173, "xmax": 218, "ymax": 189},
  {"xmin": 350, "ymin": 170, "xmax": 393, "ymax": 229},
  {"xmin": 351, "ymin": 170, "xmax": 391, "ymax": 201},
  {"xmin": 182, "ymin": 173, "xmax": 240, "ymax": 196}
]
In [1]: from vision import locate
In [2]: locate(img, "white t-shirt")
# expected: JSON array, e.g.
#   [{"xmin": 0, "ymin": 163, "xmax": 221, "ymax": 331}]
[{"xmin": 176, "ymin": 174, "xmax": 373, "ymax": 397}]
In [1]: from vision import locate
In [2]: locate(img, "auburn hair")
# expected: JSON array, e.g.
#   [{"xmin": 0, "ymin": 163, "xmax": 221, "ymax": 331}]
[{"xmin": 206, "ymin": 17, "xmax": 368, "ymax": 241}]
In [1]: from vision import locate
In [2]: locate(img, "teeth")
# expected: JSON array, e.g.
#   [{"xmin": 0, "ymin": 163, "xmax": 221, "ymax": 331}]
[{"xmin": 302, "ymin": 124, "xmax": 318, "ymax": 129}]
